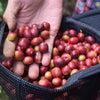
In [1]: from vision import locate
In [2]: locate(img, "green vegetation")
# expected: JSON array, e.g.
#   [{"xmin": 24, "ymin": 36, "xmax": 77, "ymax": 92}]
[
  {"xmin": 0, "ymin": 86, "xmax": 9, "ymax": 100},
  {"xmin": 0, "ymin": 0, "xmax": 8, "ymax": 16}
]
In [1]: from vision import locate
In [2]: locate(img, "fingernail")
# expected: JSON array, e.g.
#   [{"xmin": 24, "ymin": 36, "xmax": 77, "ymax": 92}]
[{"xmin": 42, "ymin": 53, "xmax": 51, "ymax": 66}]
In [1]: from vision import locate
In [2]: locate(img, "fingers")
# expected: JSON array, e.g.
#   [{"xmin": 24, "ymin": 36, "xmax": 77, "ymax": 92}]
[
  {"xmin": 3, "ymin": 0, "xmax": 21, "ymax": 31},
  {"xmin": 13, "ymin": 61, "xmax": 25, "ymax": 76},
  {"xmin": 3, "ymin": 0, "xmax": 21, "ymax": 59},
  {"xmin": 3, "ymin": 37, "xmax": 17, "ymax": 58},
  {"xmin": 42, "ymin": 36, "xmax": 55, "ymax": 66},
  {"xmin": 28, "ymin": 63, "xmax": 39, "ymax": 80},
  {"xmin": 13, "ymin": 62, "xmax": 39, "ymax": 80}
]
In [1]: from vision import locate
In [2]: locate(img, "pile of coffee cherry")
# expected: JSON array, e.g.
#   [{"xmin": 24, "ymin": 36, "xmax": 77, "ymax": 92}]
[{"xmin": 2, "ymin": 22, "xmax": 100, "ymax": 89}]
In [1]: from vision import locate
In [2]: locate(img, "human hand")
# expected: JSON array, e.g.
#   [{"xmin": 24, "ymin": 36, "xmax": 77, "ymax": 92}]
[{"xmin": 3, "ymin": 0, "xmax": 63, "ymax": 80}]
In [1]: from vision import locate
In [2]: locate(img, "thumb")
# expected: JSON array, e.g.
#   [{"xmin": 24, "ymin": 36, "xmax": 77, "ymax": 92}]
[
  {"xmin": 42, "ymin": 35, "xmax": 55, "ymax": 66},
  {"xmin": 3, "ymin": 0, "xmax": 21, "ymax": 31}
]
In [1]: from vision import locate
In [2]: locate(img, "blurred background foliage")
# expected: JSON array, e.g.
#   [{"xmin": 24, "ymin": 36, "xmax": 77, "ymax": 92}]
[
  {"xmin": 0, "ymin": 86, "xmax": 9, "ymax": 100},
  {"xmin": 0, "ymin": 0, "xmax": 8, "ymax": 16},
  {"xmin": 0, "ymin": 0, "xmax": 76, "ymax": 100}
]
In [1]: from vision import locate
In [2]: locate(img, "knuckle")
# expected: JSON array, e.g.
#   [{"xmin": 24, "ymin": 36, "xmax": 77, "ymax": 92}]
[
  {"xmin": 50, "ymin": 27, "xmax": 59, "ymax": 37},
  {"xmin": 3, "ymin": 14, "xmax": 7, "ymax": 21}
]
